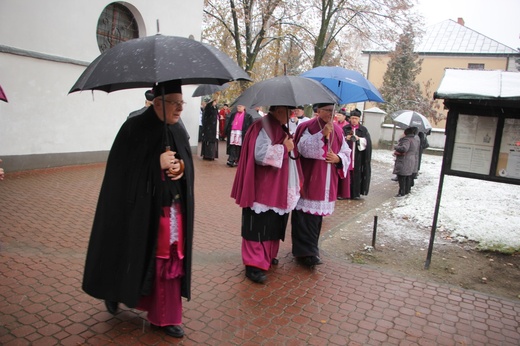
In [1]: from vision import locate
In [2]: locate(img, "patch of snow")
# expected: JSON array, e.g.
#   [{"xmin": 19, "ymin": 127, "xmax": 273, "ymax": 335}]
[{"xmin": 372, "ymin": 150, "xmax": 520, "ymax": 252}]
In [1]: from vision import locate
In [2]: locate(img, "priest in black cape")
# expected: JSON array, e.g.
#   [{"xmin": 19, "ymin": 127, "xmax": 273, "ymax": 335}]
[
  {"xmin": 82, "ymin": 80, "xmax": 194, "ymax": 339},
  {"xmin": 344, "ymin": 108, "xmax": 372, "ymax": 199}
]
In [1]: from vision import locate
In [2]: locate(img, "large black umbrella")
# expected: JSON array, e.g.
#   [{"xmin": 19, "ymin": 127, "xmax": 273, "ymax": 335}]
[
  {"xmin": 232, "ymin": 75, "xmax": 339, "ymax": 108},
  {"xmin": 69, "ymin": 34, "xmax": 250, "ymax": 93},
  {"xmin": 192, "ymin": 83, "xmax": 230, "ymax": 97}
]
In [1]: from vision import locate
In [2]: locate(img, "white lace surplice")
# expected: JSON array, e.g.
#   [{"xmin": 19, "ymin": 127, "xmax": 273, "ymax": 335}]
[
  {"xmin": 294, "ymin": 128, "xmax": 351, "ymax": 216},
  {"xmin": 251, "ymin": 128, "xmax": 300, "ymax": 216}
]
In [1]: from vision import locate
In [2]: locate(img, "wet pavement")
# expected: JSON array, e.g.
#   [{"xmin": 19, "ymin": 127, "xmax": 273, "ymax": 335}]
[{"xmin": 1, "ymin": 141, "xmax": 519, "ymax": 345}]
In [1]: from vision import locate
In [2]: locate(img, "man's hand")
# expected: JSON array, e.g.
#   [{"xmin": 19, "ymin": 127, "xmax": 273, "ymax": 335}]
[
  {"xmin": 325, "ymin": 152, "xmax": 340, "ymax": 164},
  {"xmin": 322, "ymin": 122, "xmax": 333, "ymax": 139},
  {"xmin": 283, "ymin": 136, "xmax": 294, "ymax": 152}
]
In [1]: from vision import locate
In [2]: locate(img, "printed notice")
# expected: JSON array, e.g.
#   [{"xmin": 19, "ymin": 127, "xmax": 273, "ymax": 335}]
[
  {"xmin": 451, "ymin": 114, "xmax": 497, "ymax": 175},
  {"xmin": 496, "ymin": 118, "xmax": 520, "ymax": 179}
]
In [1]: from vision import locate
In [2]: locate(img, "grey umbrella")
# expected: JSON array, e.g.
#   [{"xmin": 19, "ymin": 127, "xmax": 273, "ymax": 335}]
[
  {"xmin": 69, "ymin": 34, "xmax": 250, "ymax": 93},
  {"xmin": 232, "ymin": 75, "xmax": 339, "ymax": 108},
  {"xmin": 232, "ymin": 75, "xmax": 339, "ymax": 160},
  {"xmin": 192, "ymin": 83, "xmax": 230, "ymax": 97}
]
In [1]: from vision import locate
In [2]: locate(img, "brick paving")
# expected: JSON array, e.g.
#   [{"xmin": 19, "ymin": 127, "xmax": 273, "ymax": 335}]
[{"xmin": 1, "ymin": 141, "xmax": 519, "ymax": 345}]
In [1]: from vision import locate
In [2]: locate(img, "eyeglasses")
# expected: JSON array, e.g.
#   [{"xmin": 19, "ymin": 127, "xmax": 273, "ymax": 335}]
[
  {"xmin": 320, "ymin": 108, "xmax": 334, "ymax": 113},
  {"xmin": 164, "ymin": 100, "xmax": 187, "ymax": 107}
]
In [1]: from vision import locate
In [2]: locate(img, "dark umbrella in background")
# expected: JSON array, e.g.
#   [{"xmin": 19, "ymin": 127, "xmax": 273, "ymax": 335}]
[
  {"xmin": 300, "ymin": 66, "xmax": 384, "ymax": 104},
  {"xmin": 192, "ymin": 83, "xmax": 230, "ymax": 97},
  {"xmin": 232, "ymin": 75, "xmax": 339, "ymax": 109},
  {"xmin": 390, "ymin": 110, "xmax": 432, "ymax": 133},
  {"xmin": 69, "ymin": 34, "xmax": 251, "ymax": 148},
  {"xmin": 0, "ymin": 84, "xmax": 8, "ymax": 102}
]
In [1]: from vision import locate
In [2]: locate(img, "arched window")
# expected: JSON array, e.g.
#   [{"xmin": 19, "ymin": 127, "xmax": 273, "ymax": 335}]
[{"xmin": 96, "ymin": 3, "xmax": 139, "ymax": 53}]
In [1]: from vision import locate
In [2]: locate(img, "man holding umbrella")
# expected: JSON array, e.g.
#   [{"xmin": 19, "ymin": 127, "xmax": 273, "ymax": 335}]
[
  {"xmin": 291, "ymin": 103, "xmax": 351, "ymax": 267},
  {"xmin": 231, "ymin": 105, "xmax": 302, "ymax": 283},
  {"xmin": 82, "ymin": 80, "xmax": 194, "ymax": 338}
]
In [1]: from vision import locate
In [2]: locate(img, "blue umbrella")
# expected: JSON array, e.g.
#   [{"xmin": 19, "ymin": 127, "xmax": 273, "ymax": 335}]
[{"xmin": 300, "ymin": 66, "xmax": 384, "ymax": 104}]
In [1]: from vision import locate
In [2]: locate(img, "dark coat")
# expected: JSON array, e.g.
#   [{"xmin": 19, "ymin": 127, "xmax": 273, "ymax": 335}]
[
  {"xmin": 201, "ymin": 102, "xmax": 218, "ymax": 143},
  {"xmin": 201, "ymin": 102, "xmax": 219, "ymax": 159},
  {"xmin": 82, "ymin": 107, "xmax": 194, "ymax": 308},
  {"xmin": 343, "ymin": 124, "xmax": 372, "ymax": 196}
]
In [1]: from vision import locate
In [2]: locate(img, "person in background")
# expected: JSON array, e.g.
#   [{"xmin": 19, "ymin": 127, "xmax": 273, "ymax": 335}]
[
  {"xmin": 344, "ymin": 109, "xmax": 372, "ymax": 200},
  {"xmin": 255, "ymin": 106, "xmax": 265, "ymax": 117},
  {"xmin": 393, "ymin": 126, "xmax": 417, "ymax": 197},
  {"xmin": 335, "ymin": 109, "xmax": 351, "ymax": 200},
  {"xmin": 82, "ymin": 80, "xmax": 194, "ymax": 339},
  {"xmin": 288, "ymin": 105, "xmax": 309, "ymax": 135},
  {"xmin": 0, "ymin": 159, "xmax": 4, "ymax": 180},
  {"xmin": 218, "ymin": 104, "xmax": 231, "ymax": 140},
  {"xmin": 128, "ymin": 89, "xmax": 155, "ymax": 119},
  {"xmin": 225, "ymin": 104, "xmax": 254, "ymax": 167},
  {"xmin": 291, "ymin": 103, "xmax": 351, "ymax": 267},
  {"xmin": 231, "ymin": 105, "xmax": 302, "ymax": 284},
  {"xmin": 417, "ymin": 128, "xmax": 430, "ymax": 173},
  {"xmin": 198, "ymin": 102, "xmax": 206, "ymax": 142},
  {"xmin": 410, "ymin": 127, "xmax": 421, "ymax": 189},
  {"xmin": 334, "ymin": 109, "xmax": 349, "ymax": 129},
  {"xmin": 200, "ymin": 99, "xmax": 219, "ymax": 160}
]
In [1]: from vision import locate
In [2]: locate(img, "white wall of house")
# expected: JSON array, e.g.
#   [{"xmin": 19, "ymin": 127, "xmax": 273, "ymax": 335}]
[{"xmin": 0, "ymin": 0, "xmax": 204, "ymax": 170}]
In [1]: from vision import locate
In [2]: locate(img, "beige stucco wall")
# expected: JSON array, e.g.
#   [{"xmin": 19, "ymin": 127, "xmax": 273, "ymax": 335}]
[{"xmin": 365, "ymin": 53, "xmax": 512, "ymax": 129}]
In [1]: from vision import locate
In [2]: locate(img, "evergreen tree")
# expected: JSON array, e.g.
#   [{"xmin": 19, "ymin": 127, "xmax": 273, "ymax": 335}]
[{"xmin": 379, "ymin": 25, "xmax": 442, "ymax": 124}]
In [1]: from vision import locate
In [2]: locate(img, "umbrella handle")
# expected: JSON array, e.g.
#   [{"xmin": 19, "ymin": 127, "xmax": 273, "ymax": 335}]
[{"xmin": 281, "ymin": 125, "xmax": 299, "ymax": 160}]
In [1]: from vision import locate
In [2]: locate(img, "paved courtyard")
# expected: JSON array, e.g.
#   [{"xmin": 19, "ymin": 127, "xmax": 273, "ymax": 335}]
[{"xmin": 1, "ymin": 142, "xmax": 519, "ymax": 345}]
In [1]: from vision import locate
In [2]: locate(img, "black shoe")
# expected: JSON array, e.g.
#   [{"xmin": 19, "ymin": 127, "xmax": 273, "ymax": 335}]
[
  {"xmin": 309, "ymin": 256, "xmax": 323, "ymax": 265},
  {"xmin": 245, "ymin": 266, "xmax": 266, "ymax": 283},
  {"xmin": 163, "ymin": 325, "xmax": 184, "ymax": 338},
  {"xmin": 351, "ymin": 196, "xmax": 361, "ymax": 200},
  {"xmin": 226, "ymin": 161, "xmax": 233, "ymax": 167},
  {"xmin": 271, "ymin": 258, "xmax": 279, "ymax": 265},
  {"xmin": 395, "ymin": 193, "xmax": 404, "ymax": 197},
  {"xmin": 298, "ymin": 256, "xmax": 323, "ymax": 267},
  {"xmin": 391, "ymin": 177, "xmax": 398, "ymax": 181},
  {"xmin": 105, "ymin": 300, "xmax": 119, "ymax": 315}
]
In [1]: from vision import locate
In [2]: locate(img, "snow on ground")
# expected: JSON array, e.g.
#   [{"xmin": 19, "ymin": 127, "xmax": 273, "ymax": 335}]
[{"xmin": 371, "ymin": 149, "xmax": 520, "ymax": 253}]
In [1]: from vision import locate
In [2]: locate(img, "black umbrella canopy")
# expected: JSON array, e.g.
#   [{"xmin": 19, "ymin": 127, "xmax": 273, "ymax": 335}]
[
  {"xmin": 232, "ymin": 75, "xmax": 339, "ymax": 109},
  {"xmin": 69, "ymin": 35, "xmax": 251, "ymax": 94},
  {"xmin": 192, "ymin": 83, "xmax": 230, "ymax": 97}
]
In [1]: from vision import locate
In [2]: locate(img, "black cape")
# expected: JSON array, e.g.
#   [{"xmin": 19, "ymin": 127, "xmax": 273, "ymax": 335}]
[
  {"xmin": 82, "ymin": 107, "xmax": 194, "ymax": 307},
  {"xmin": 344, "ymin": 124, "xmax": 372, "ymax": 197}
]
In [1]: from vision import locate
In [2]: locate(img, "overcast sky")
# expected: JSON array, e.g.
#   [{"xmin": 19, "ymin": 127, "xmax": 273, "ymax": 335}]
[{"xmin": 415, "ymin": 0, "xmax": 520, "ymax": 49}]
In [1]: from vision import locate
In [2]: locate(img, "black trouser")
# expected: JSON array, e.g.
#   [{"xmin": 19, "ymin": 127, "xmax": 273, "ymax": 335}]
[
  {"xmin": 397, "ymin": 175, "xmax": 411, "ymax": 195},
  {"xmin": 291, "ymin": 209, "xmax": 323, "ymax": 258}
]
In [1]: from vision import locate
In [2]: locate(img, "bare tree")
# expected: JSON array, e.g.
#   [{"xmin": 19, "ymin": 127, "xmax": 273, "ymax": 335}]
[
  {"xmin": 283, "ymin": 0, "xmax": 416, "ymax": 68},
  {"xmin": 203, "ymin": 0, "xmax": 288, "ymax": 81},
  {"xmin": 203, "ymin": 0, "xmax": 419, "ymax": 85}
]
